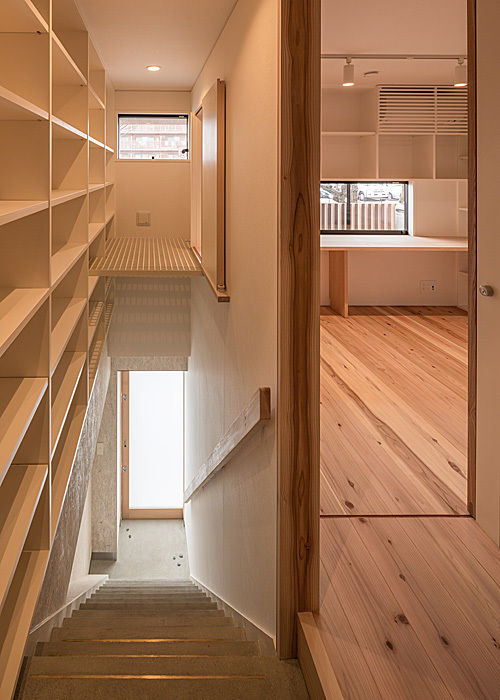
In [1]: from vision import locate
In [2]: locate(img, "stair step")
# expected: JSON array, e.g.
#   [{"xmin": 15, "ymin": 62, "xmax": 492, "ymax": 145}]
[
  {"xmin": 29, "ymin": 655, "xmax": 271, "ymax": 676},
  {"xmin": 91, "ymin": 593, "xmax": 207, "ymax": 601},
  {"xmin": 22, "ymin": 676, "xmax": 270, "ymax": 699},
  {"xmin": 99, "ymin": 588, "xmax": 199, "ymax": 594},
  {"xmin": 51, "ymin": 625, "xmax": 246, "ymax": 641},
  {"xmin": 80, "ymin": 598, "xmax": 217, "ymax": 611},
  {"xmin": 101, "ymin": 580, "xmax": 193, "ymax": 586},
  {"xmin": 71, "ymin": 608, "xmax": 225, "ymax": 620},
  {"xmin": 35, "ymin": 639, "xmax": 260, "ymax": 657},
  {"xmin": 63, "ymin": 616, "xmax": 233, "ymax": 629}
]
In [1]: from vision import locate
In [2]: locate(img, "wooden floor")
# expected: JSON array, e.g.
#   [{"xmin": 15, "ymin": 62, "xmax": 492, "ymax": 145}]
[
  {"xmin": 318, "ymin": 516, "xmax": 500, "ymax": 699},
  {"xmin": 320, "ymin": 306, "xmax": 468, "ymax": 516},
  {"xmin": 316, "ymin": 307, "xmax": 500, "ymax": 698}
]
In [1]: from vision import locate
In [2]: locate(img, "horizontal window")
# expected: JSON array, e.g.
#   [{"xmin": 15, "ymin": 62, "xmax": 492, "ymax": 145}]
[
  {"xmin": 321, "ymin": 181, "xmax": 409, "ymax": 234},
  {"xmin": 118, "ymin": 114, "xmax": 189, "ymax": 160}
]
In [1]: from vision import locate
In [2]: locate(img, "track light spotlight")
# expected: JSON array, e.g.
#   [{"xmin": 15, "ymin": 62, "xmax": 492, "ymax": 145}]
[
  {"xmin": 343, "ymin": 57, "xmax": 355, "ymax": 87},
  {"xmin": 454, "ymin": 58, "xmax": 467, "ymax": 87}
]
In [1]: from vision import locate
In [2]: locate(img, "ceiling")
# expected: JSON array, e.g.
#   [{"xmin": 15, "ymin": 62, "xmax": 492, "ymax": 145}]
[
  {"xmin": 76, "ymin": 0, "xmax": 237, "ymax": 90},
  {"xmin": 321, "ymin": 0, "xmax": 467, "ymax": 88}
]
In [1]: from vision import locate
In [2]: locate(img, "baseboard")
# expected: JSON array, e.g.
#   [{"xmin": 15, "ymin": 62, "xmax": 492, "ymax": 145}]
[
  {"xmin": 191, "ymin": 576, "xmax": 276, "ymax": 656},
  {"xmin": 297, "ymin": 612, "xmax": 344, "ymax": 700},
  {"xmin": 24, "ymin": 574, "xmax": 108, "ymax": 655}
]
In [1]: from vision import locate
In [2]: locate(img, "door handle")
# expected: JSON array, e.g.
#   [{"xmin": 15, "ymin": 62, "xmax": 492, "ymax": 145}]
[{"xmin": 479, "ymin": 285, "xmax": 494, "ymax": 297}]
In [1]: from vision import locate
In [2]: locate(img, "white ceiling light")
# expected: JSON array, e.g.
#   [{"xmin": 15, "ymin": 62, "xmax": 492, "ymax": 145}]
[
  {"xmin": 343, "ymin": 57, "xmax": 354, "ymax": 87},
  {"xmin": 454, "ymin": 58, "xmax": 467, "ymax": 87},
  {"xmin": 146, "ymin": 65, "xmax": 161, "ymax": 72}
]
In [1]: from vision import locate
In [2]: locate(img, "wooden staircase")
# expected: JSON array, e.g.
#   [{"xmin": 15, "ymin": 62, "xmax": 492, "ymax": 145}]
[{"xmin": 18, "ymin": 580, "xmax": 307, "ymax": 699}]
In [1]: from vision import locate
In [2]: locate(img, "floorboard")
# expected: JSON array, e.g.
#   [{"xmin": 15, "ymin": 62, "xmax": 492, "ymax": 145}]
[
  {"xmin": 320, "ymin": 306, "xmax": 468, "ymax": 516},
  {"xmin": 318, "ymin": 517, "xmax": 500, "ymax": 700}
]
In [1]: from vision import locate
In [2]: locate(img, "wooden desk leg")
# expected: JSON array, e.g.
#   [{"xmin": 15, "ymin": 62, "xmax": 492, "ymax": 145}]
[{"xmin": 329, "ymin": 250, "xmax": 348, "ymax": 317}]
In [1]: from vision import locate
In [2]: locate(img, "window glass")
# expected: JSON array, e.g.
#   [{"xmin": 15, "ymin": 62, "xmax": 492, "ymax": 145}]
[
  {"xmin": 321, "ymin": 182, "xmax": 408, "ymax": 233},
  {"xmin": 129, "ymin": 371, "xmax": 184, "ymax": 509},
  {"xmin": 118, "ymin": 115, "xmax": 189, "ymax": 160}
]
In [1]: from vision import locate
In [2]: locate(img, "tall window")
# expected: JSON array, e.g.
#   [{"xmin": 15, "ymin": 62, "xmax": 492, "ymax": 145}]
[
  {"xmin": 118, "ymin": 114, "xmax": 189, "ymax": 160},
  {"xmin": 321, "ymin": 181, "xmax": 408, "ymax": 234}
]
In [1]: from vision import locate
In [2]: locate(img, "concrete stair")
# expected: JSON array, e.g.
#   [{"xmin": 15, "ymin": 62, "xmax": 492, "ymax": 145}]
[{"xmin": 19, "ymin": 580, "xmax": 308, "ymax": 699}]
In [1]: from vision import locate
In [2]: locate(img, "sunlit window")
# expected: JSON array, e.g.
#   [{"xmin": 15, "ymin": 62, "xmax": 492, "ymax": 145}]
[
  {"xmin": 118, "ymin": 114, "xmax": 189, "ymax": 160},
  {"xmin": 321, "ymin": 181, "xmax": 408, "ymax": 234}
]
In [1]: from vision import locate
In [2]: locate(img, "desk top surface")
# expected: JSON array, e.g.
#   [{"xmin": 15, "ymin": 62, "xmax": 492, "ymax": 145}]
[{"xmin": 320, "ymin": 235, "xmax": 468, "ymax": 252}]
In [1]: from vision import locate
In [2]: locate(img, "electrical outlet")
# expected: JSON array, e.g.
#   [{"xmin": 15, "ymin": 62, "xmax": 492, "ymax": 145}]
[
  {"xmin": 420, "ymin": 280, "xmax": 438, "ymax": 293},
  {"xmin": 96, "ymin": 442, "xmax": 104, "ymax": 456},
  {"xmin": 136, "ymin": 211, "xmax": 151, "ymax": 226}
]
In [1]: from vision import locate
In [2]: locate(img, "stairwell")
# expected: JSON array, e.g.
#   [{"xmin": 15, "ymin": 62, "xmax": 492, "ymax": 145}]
[{"xmin": 18, "ymin": 580, "xmax": 308, "ymax": 699}]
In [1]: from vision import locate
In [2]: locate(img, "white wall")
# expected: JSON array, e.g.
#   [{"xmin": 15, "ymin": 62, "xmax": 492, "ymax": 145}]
[
  {"xmin": 70, "ymin": 479, "xmax": 93, "ymax": 581},
  {"xmin": 184, "ymin": 0, "xmax": 278, "ymax": 638},
  {"xmin": 114, "ymin": 91, "xmax": 191, "ymax": 237}
]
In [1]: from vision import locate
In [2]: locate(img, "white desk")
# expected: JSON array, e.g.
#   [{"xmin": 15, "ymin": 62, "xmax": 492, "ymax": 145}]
[{"xmin": 320, "ymin": 235, "xmax": 468, "ymax": 316}]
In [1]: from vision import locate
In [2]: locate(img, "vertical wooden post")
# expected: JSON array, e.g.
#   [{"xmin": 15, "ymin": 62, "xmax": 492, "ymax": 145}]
[{"xmin": 278, "ymin": 0, "xmax": 321, "ymax": 659}]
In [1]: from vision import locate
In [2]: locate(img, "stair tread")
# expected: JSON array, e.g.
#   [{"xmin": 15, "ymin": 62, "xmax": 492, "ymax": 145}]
[
  {"xmin": 64, "ymin": 616, "xmax": 233, "ymax": 628},
  {"xmin": 51, "ymin": 626, "xmax": 246, "ymax": 641},
  {"xmin": 35, "ymin": 640, "xmax": 261, "ymax": 657},
  {"xmin": 72, "ymin": 608, "xmax": 224, "ymax": 618}
]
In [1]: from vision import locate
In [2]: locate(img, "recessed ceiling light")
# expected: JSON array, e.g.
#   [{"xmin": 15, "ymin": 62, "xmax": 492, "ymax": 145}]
[{"xmin": 146, "ymin": 65, "xmax": 161, "ymax": 72}]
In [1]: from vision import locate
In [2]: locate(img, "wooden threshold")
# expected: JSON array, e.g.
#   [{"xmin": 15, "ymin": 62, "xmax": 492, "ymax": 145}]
[
  {"xmin": 184, "ymin": 387, "xmax": 271, "ymax": 503},
  {"xmin": 124, "ymin": 509, "xmax": 183, "ymax": 520}
]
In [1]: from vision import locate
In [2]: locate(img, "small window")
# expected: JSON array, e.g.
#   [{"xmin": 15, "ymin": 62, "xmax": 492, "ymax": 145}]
[
  {"xmin": 118, "ymin": 114, "xmax": 189, "ymax": 160},
  {"xmin": 321, "ymin": 181, "xmax": 409, "ymax": 234}
]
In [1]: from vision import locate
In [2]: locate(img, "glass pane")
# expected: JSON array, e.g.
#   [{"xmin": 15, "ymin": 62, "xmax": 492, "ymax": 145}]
[
  {"xmin": 119, "ymin": 115, "xmax": 189, "ymax": 160},
  {"xmin": 321, "ymin": 182, "xmax": 407, "ymax": 233},
  {"xmin": 129, "ymin": 371, "xmax": 184, "ymax": 509}
]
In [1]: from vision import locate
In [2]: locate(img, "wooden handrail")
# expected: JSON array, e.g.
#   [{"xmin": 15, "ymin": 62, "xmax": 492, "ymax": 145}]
[{"xmin": 184, "ymin": 387, "xmax": 271, "ymax": 503}]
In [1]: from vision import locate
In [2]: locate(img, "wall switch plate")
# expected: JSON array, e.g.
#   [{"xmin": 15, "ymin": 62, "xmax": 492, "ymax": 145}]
[
  {"xmin": 136, "ymin": 211, "xmax": 151, "ymax": 226},
  {"xmin": 96, "ymin": 442, "xmax": 104, "ymax": 456},
  {"xmin": 420, "ymin": 280, "xmax": 438, "ymax": 293}
]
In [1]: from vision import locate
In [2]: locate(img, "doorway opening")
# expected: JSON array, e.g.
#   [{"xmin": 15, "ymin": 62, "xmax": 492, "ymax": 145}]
[{"xmin": 121, "ymin": 370, "xmax": 184, "ymax": 519}]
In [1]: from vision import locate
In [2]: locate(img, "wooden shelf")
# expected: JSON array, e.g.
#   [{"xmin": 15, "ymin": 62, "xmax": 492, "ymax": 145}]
[
  {"xmin": 0, "ymin": 549, "xmax": 49, "ymax": 697},
  {"xmin": 106, "ymin": 211, "xmax": 115, "ymax": 224},
  {"xmin": 105, "ymin": 145, "xmax": 114, "ymax": 154},
  {"xmin": 322, "ymin": 131, "xmax": 376, "ymax": 136},
  {"xmin": 0, "ymin": 0, "xmax": 48, "ymax": 32},
  {"xmin": 88, "ymin": 86, "xmax": 105, "ymax": 110},
  {"xmin": 0, "ymin": 200, "xmax": 48, "ymax": 227},
  {"xmin": 0, "ymin": 463, "xmax": 48, "ymax": 608},
  {"xmin": 0, "ymin": 85, "xmax": 48, "ymax": 121},
  {"xmin": 88, "ymin": 275, "xmax": 99, "ymax": 298},
  {"xmin": 51, "ymin": 402, "xmax": 86, "ymax": 534},
  {"xmin": 89, "ymin": 338, "xmax": 103, "ymax": 389},
  {"xmin": 51, "ymin": 350, "xmax": 86, "ymax": 456},
  {"xmin": 105, "ymin": 181, "xmax": 114, "ymax": 187},
  {"xmin": 88, "ymin": 301, "xmax": 104, "ymax": 347},
  {"xmin": 88, "ymin": 183, "xmax": 105, "ymax": 193},
  {"xmin": 89, "ymin": 237, "xmax": 203, "ymax": 277},
  {"xmin": 51, "ymin": 116, "xmax": 87, "ymax": 141},
  {"xmin": 52, "ymin": 35, "xmax": 87, "ymax": 87},
  {"xmin": 51, "ymin": 297, "xmax": 87, "ymax": 374},
  {"xmin": 0, "ymin": 378, "xmax": 48, "ymax": 483},
  {"xmin": 0, "ymin": 288, "xmax": 48, "ymax": 357},
  {"xmin": 89, "ymin": 222, "xmax": 105, "ymax": 244},
  {"xmin": 51, "ymin": 188, "xmax": 87, "ymax": 207},
  {"xmin": 51, "ymin": 243, "xmax": 87, "ymax": 287},
  {"xmin": 89, "ymin": 136, "xmax": 105, "ymax": 149}
]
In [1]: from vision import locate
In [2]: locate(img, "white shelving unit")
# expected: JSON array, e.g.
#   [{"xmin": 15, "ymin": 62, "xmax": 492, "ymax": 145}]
[{"xmin": 0, "ymin": 2, "xmax": 115, "ymax": 697}]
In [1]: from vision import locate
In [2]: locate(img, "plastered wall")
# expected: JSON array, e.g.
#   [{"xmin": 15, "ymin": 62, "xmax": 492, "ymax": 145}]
[
  {"xmin": 114, "ymin": 90, "xmax": 191, "ymax": 237},
  {"xmin": 184, "ymin": 0, "xmax": 278, "ymax": 639}
]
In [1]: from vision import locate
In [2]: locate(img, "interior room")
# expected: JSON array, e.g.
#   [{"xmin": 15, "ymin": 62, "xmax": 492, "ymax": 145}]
[{"xmin": 0, "ymin": 0, "xmax": 498, "ymax": 698}]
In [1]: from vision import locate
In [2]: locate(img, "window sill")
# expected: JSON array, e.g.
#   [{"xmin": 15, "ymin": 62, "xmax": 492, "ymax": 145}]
[{"xmin": 117, "ymin": 158, "xmax": 191, "ymax": 164}]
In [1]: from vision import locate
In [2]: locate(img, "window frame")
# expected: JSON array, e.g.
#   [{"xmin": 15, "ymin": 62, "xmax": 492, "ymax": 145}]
[
  {"xmin": 117, "ymin": 113, "xmax": 190, "ymax": 162},
  {"xmin": 320, "ymin": 180, "xmax": 409, "ymax": 235}
]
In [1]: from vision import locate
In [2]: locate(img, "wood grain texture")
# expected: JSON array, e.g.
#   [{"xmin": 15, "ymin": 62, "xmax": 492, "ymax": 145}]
[
  {"xmin": 184, "ymin": 388, "xmax": 271, "ymax": 503},
  {"xmin": 320, "ymin": 307, "xmax": 468, "ymax": 516},
  {"xmin": 318, "ymin": 516, "xmax": 500, "ymax": 700},
  {"xmin": 278, "ymin": 0, "xmax": 321, "ymax": 659},
  {"xmin": 297, "ymin": 612, "xmax": 343, "ymax": 700},
  {"xmin": 125, "ymin": 508, "xmax": 183, "ymax": 520},
  {"xmin": 467, "ymin": 0, "xmax": 477, "ymax": 516},
  {"xmin": 89, "ymin": 237, "xmax": 202, "ymax": 277},
  {"xmin": 328, "ymin": 251, "xmax": 347, "ymax": 317}
]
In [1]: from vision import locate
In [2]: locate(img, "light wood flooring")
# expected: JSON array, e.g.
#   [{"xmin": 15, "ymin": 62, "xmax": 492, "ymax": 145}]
[
  {"xmin": 320, "ymin": 306, "xmax": 468, "ymax": 516},
  {"xmin": 317, "ymin": 307, "xmax": 500, "ymax": 698},
  {"xmin": 318, "ymin": 516, "xmax": 500, "ymax": 699}
]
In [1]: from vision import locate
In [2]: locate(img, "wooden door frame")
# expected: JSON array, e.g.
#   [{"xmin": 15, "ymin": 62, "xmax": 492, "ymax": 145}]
[
  {"xmin": 467, "ymin": 0, "xmax": 477, "ymax": 516},
  {"xmin": 120, "ymin": 370, "xmax": 183, "ymax": 520},
  {"xmin": 277, "ymin": 0, "xmax": 321, "ymax": 659}
]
